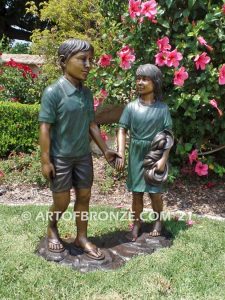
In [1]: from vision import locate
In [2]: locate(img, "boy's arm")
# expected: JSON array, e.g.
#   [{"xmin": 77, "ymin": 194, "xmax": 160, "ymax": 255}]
[
  {"xmin": 115, "ymin": 127, "xmax": 127, "ymax": 170},
  {"xmin": 89, "ymin": 121, "xmax": 121, "ymax": 165},
  {"xmin": 39, "ymin": 122, "xmax": 55, "ymax": 180}
]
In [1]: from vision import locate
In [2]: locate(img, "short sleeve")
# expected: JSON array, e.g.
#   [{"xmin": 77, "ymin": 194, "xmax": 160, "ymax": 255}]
[
  {"xmin": 87, "ymin": 89, "xmax": 95, "ymax": 122},
  {"xmin": 38, "ymin": 87, "xmax": 58, "ymax": 124},
  {"xmin": 119, "ymin": 104, "xmax": 131, "ymax": 130},
  {"xmin": 163, "ymin": 105, "xmax": 172, "ymax": 129}
]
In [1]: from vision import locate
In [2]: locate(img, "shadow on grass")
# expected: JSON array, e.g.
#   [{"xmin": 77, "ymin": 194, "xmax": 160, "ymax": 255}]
[{"xmin": 87, "ymin": 219, "xmax": 188, "ymax": 249}]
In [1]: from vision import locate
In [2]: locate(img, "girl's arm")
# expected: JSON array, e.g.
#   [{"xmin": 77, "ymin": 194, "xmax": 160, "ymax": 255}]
[
  {"xmin": 89, "ymin": 121, "xmax": 120, "ymax": 165},
  {"xmin": 39, "ymin": 122, "xmax": 55, "ymax": 180},
  {"xmin": 154, "ymin": 148, "xmax": 170, "ymax": 172},
  {"xmin": 115, "ymin": 127, "xmax": 127, "ymax": 170}
]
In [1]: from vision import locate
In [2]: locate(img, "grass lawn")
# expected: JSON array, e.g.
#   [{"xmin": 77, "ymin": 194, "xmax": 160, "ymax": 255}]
[{"xmin": 0, "ymin": 204, "xmax": 225, "ymax": 300}]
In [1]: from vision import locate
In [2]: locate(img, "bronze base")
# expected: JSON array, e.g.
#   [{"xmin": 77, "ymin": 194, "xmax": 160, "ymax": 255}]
[{"xmin": 36, "ymin": 223, "xmax": 172, "ymax": 272}]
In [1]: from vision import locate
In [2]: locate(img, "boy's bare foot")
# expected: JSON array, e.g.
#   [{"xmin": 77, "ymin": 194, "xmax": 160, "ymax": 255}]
[
  {"xmin": 149, "ymin": 220, "xmax": 162, "ymax": 237},
  {"xmin": 48, "ymin": 238, "xmax": 65, "ymax": 253},
  {"xmin": 73, "ymin": 237, "xmax": 105, "ymax": 260},
  {"xmin": 47, "ymin": 226, "xmax": 65, "ymax": 253}
]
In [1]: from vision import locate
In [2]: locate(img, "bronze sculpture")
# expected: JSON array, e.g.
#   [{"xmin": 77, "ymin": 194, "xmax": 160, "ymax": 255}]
[
  {"xmin": 115, "ymin": 64, "xmax": 173, "ymax": 241},
  {"xmin": 39, "ymin": 38, "xmax": 119, "ymax": 260}
]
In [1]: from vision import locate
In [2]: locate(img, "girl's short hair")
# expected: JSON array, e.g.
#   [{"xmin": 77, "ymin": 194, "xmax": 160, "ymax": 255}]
[
  {"xmin": 58, "ymin": 38, "xmax": 94, "ymax": 65},
  {"xmin": 136, "ymin": 64, "xmax": 163, "ymax": 101}
]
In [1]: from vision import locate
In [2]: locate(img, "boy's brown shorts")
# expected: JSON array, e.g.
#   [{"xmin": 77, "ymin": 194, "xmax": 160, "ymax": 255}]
[{"xmin": 50, "ymin": 153, "xmax": 93, "ymax": 192}]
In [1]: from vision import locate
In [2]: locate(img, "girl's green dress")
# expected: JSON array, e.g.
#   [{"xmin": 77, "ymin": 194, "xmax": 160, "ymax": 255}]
[{"xmin": 119, "ymin": 98, "xmax": 172, "ymax": 193}]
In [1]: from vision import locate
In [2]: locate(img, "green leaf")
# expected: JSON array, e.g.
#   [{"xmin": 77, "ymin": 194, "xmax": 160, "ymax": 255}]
[
  {"xmin": 188, "ymin": 0, "xmax": 196, "ymax": 9},
  {"xmin": 184, "ymin": 143, "xmax": 193, "ymax": 152},
  {"xmin": 165, "ymin": 0, "xmax": 173, "ymax": 9},
  {"xmin": 183, "ymin": 9, "xmax": 190, "ymax": 17},
  {"xmin": 187, "ymin": 31, "xmax": 195, "ymax": 37},
  {"xmin": 160, "ymin": 20, "xmax": 170, "ymax": 28},
  {"xmin": 176, "ymin": 144, "xmax": 185, "ymax": 155}
]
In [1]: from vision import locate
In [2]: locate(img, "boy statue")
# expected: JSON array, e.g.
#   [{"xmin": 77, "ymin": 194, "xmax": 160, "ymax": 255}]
[{"xmin": 39, "ymin": 38, "xmax": 119, "ymax": 260}]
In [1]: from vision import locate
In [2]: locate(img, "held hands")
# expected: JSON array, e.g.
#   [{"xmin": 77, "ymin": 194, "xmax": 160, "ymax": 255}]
[
  {"xmin": 115, "ymin": 155, "xmax": 125, "ymax": 171},
  {"xmin": 41, "ymin": 162, "xmax": 55, "ymax": 180},
  {"xmin": 104, "ymin": 148, "xmax": 122, "ymax": 167}
]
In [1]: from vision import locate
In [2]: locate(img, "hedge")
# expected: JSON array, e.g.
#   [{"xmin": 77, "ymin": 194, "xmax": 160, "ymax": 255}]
[{"xmin": 0, "ymin": 102, "xmax": 40, "ymax": 157}]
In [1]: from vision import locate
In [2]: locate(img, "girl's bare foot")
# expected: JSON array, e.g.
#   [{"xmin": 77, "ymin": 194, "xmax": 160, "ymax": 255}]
[
  {"xmin": 126, "ymin": 223, "xmax": 141, "ymax": 242},
  {"xmin": 149, "ymin": 220, "xmax": 162, "ymax": 237}
]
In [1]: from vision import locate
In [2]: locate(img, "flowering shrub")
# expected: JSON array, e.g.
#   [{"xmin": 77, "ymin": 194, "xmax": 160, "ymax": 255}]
[
  {"xmin": 117, "ymin": 45, "xmax": 136, "ymax": 69},
  {"xmin": 173, "ymin": 67, "xmax": 189, "ymax": 86},
  {"xmin": 188, "ymin": 149, "xmax": 209, "ymax": 176},
  {"xmin": 94, "ymin": 89, "xmax": 109, "ymax": 111},
  {"xmin": 89, "ymin": 0, "xmax": 225, "ymax": 175},
  {"xmin": 0, "ymin": 55, "xmax": 47, "ymax": 104}
]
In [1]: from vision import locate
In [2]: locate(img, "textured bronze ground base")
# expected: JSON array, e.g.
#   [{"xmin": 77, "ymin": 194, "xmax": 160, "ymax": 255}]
[{"xmin": 36, "ymin": 223, "xmax": 172, "ymax": 273}]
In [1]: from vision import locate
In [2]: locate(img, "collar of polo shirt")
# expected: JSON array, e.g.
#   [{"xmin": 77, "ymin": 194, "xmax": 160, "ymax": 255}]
[{"xmin": 59, "ymin": 76, "xmax": 83, "ymax": 96}]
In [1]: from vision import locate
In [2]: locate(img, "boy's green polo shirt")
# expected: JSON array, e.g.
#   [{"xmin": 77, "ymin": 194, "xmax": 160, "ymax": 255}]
[{"xmin": 39, "ymin": 76, "xmax": 95, "ymax": 158}]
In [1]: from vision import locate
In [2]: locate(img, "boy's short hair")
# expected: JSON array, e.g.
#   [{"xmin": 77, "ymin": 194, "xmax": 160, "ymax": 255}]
[
  {"xmin": 136, "ymin": 64, "xmax": 163, "ymax": 101},
  {"xmin": 58, "ymin": 38, "xmax": 94, "ymax": 65}
]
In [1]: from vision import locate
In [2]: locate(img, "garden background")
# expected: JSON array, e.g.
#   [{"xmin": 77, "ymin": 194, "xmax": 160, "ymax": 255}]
[{"xmin": 0, "ymin": 1, "xmax": 225, "ymax": 299}]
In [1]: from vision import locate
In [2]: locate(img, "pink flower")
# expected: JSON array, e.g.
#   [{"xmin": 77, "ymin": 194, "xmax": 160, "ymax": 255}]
[
  {"xmin": 129, "ymin": 0, "xmax": 142, "ymax": 19},
  {"xmin": 116, "ymin": 204, "xmax": 124, "ymax": 209},
  {"xmin": 100, "ymin": 89, "xmax": 108, "ymax": 98},
  {"xmin": 100, "ymin": 130, "xmax": 108, "ymax": 142},
  {"xmin": 155, "ymin": 51, "xmax": 168, "ymax": 66},
  {"xmin": 157, "ymin": 36, "xmax": 171, "ymax": 52},
  {"xmin": 98, "ymin": 54, "xmax": 112, "ymax": 67},
  {"xmin": 205, "ymin": 44, "xmax": 213, "ymax": 52},
  {"xmin": 197, "ymin": 36, "xmax": 213, "ymax": 52},
  {"xmin": 30, "ymin": 72, "xmax": 37, "ymax": 79},
  {"xmin": 93, "ymin": 97, "xmax": 100, "ymax": 111},
  {"xmin": 210, "ymin": 99, "xmax": 218, "ymax": 109},
  {"xmin": 222, "ymin": 4, "xmax": 225, "ymax": 14},
  {"xmin": 209, "ymin": 99, "xmax": 223, "ymax": 117},
  {"xmin": 194, "ymin": 52, "xmax": 211, "ymax": 70},
  {"xmin": 0, "ymin": 170, "xmax": 4, "ymax": 177},
  {"xmin": 219, "ymin": 64, "xmax": 225, "ymax": 85},
  {"xmin": 141, "ymin": 0, "xmax": 158, "ymax": 23},
  {"xmin": 138, "ymin": 16, "xmax": 144, "ymax": 24},
  {"xmin": 5, "ymin": 59, "xmax": 18, "ymax": 68},
  {"xmin": 117, "ymin": 45, "xmax": 135, "ymax": 70},
  {"xmin": 93, "ymin": 89, "xmax": 108, "ymax": 111},
  {"xmin": 166, "ymin": 49, "xmax": 183, "ymax": 67},
  {"xmin": 197, "ymin": 36, "xmax": 207, "ymax": 46},
  {"xmin": 173, "ymin": 67, "xmax": 189, "ymax": 86},
  {"xmin": 195, "ymin": 161, "xmax": 208, "ymax": 176},
  {"xmin": 188, "ymin": 149, "xmax": 198, "ymax": 165},
  {"xmin": 186, "ymin": 220, "xmax": 195, "ymax": 227}
]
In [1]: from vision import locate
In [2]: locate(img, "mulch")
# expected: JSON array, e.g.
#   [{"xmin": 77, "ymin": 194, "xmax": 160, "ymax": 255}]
[{"xmin": 1, "ymin": 155, "xmax": 225, "ymax": 218}]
